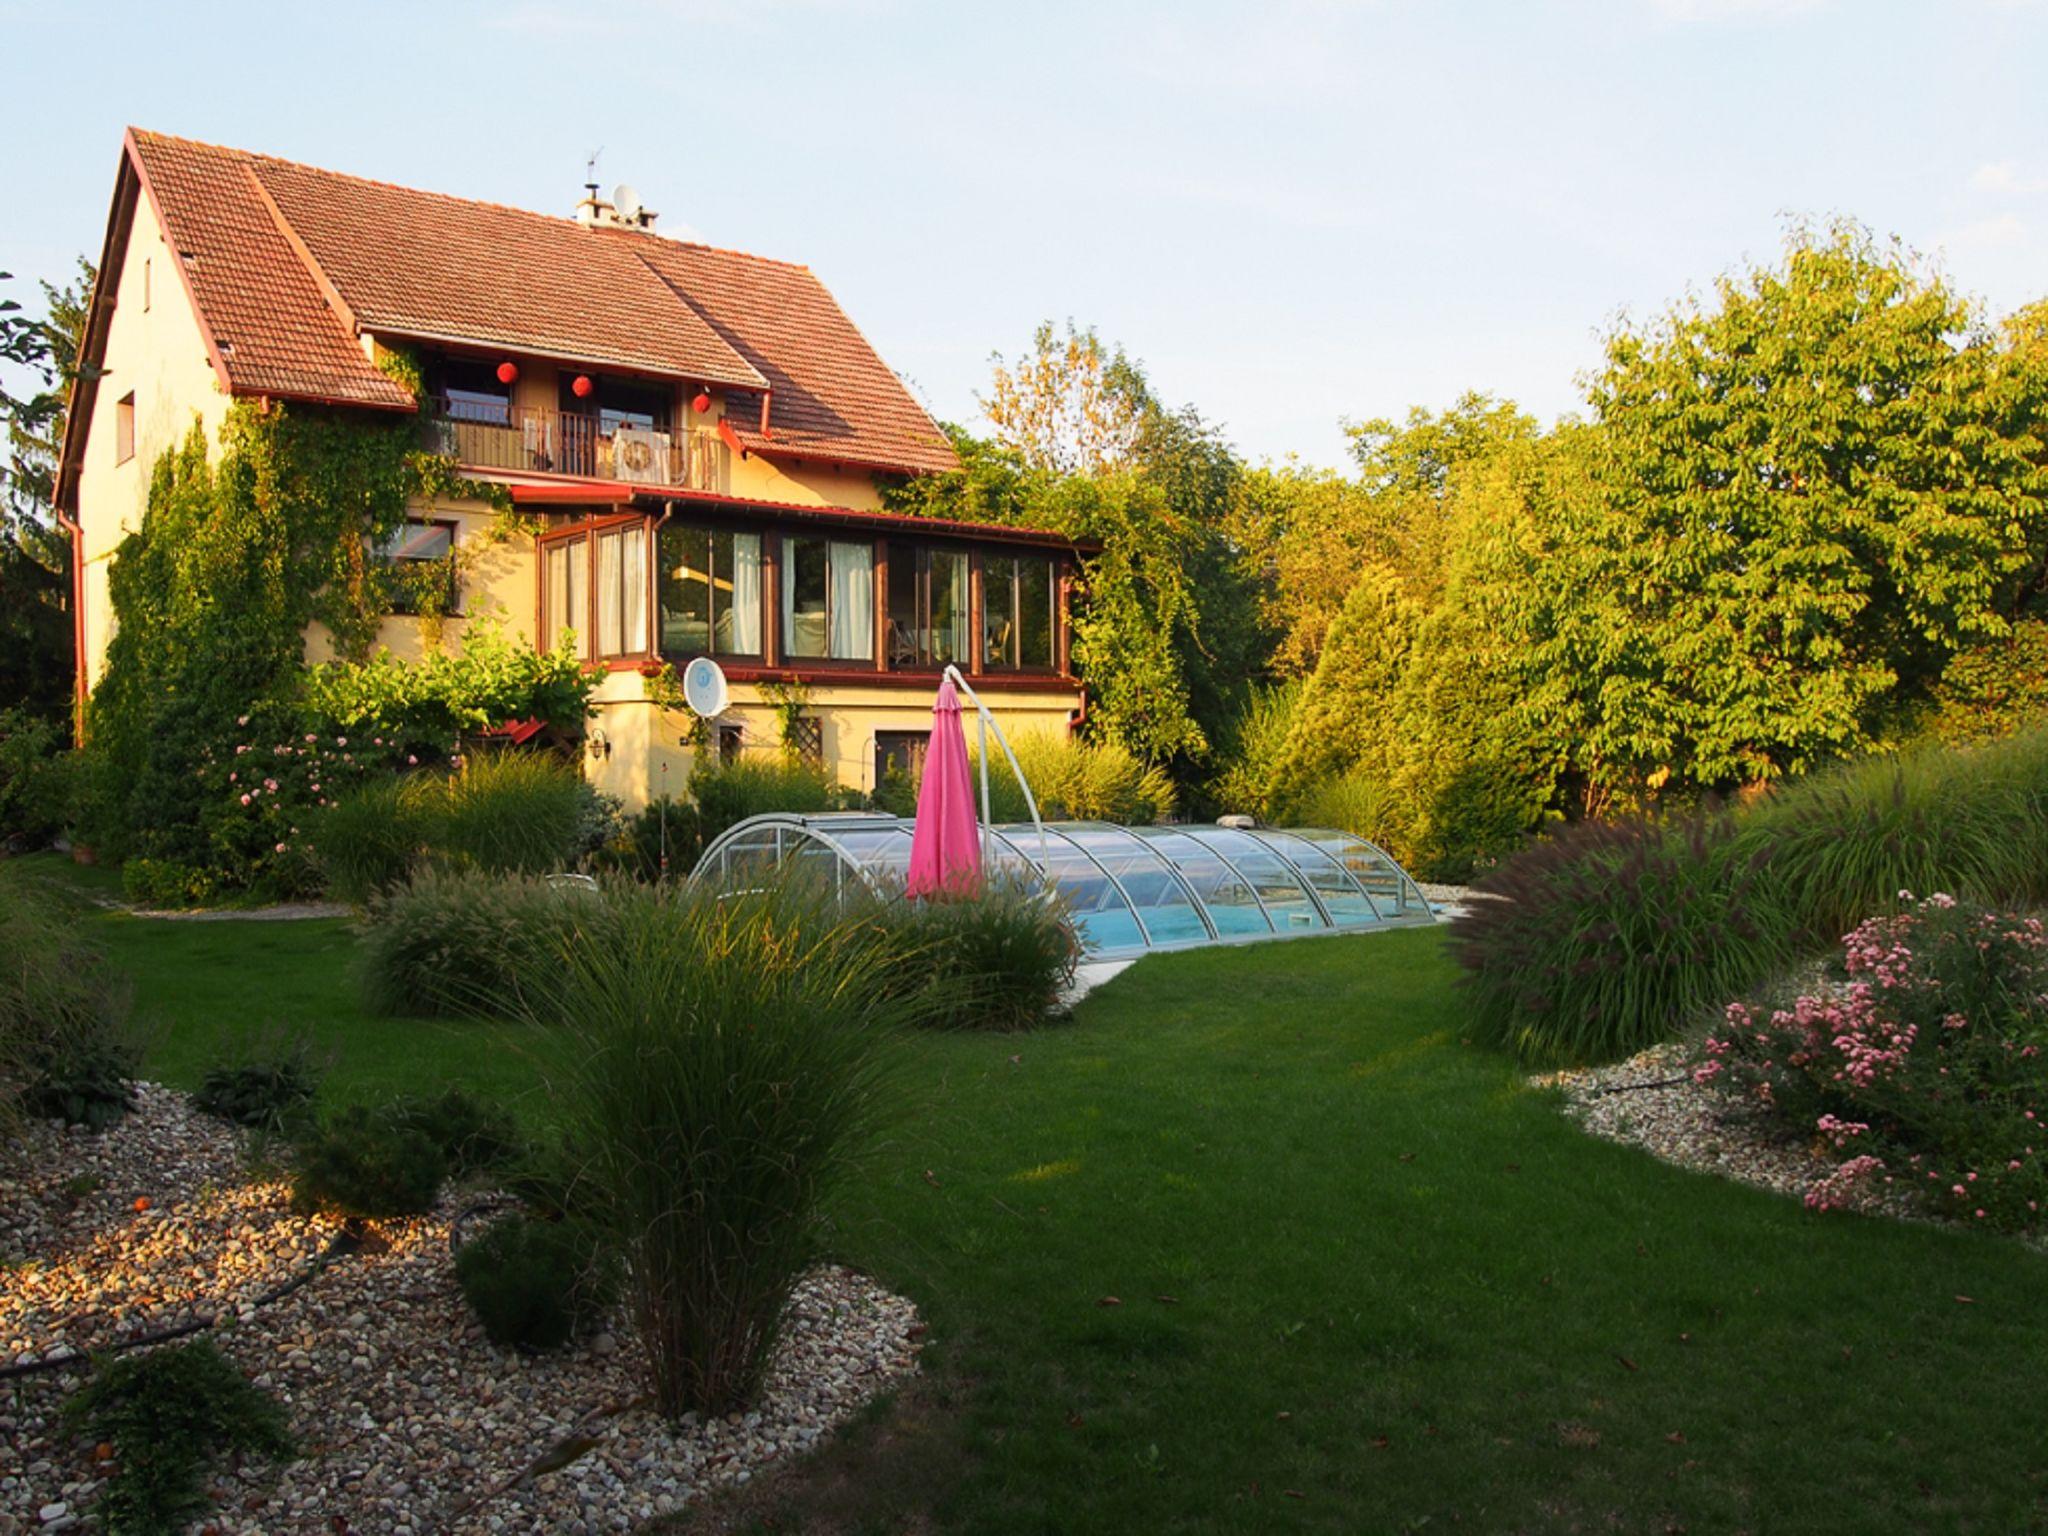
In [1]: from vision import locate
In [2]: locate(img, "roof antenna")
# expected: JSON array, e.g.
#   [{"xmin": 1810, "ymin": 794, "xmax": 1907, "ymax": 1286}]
[{"xmin": 583, "ymin": 147, "xmax": 604, "ymax": 201}]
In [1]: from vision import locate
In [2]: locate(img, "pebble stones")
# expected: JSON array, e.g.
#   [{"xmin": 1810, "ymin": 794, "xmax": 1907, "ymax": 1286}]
[
  {"xmin": 1, "ymin": 1090, "xmax": 924, "ymax": 1533},
  {"xmin": 1532, "ymin": 1042, "xmax": 1917, "ymax": 1219}
]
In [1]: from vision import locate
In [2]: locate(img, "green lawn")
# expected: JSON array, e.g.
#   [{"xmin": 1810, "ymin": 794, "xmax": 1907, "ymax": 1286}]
[{"xmin": 53, "ymin": 861, "xmax": 2048, "ymax": 1534}]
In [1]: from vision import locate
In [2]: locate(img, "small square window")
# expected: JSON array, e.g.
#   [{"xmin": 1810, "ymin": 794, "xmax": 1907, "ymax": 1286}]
[
  {"xmin": 114, "ymin": 393, "xmax": 136, "ymax": 465},
  {"xmin": 377, "ymin": 518, "xmax": 460, "ymax": 616}
]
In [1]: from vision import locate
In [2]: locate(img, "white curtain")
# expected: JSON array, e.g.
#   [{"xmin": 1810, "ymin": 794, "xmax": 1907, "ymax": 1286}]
[
  {"xmin": 829, "ymin": 540, "xmax": 873, "ymax": 660},
  {"xmin": 621, "ymin": 526, "xmax": 648, "ymax": 655},
  {"xmin": 729, "ymin": 533, "xmax": 761, "ymax": 653},
  {"xmin": 597, "ymin": 531, "xmax": 623, "ymax": 656}
]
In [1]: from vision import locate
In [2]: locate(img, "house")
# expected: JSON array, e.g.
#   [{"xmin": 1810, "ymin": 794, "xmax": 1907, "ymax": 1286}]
[{"xmin": 54, "ymin": 128, "xmax": 1087, "ymax": 808}]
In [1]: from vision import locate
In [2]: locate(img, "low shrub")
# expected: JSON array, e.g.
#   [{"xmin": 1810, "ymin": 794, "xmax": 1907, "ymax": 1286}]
[
  {"xmin": 358, "ymin": 867, "xmax": 586, "ymax": 1018},
  {"xmin": 315, "ymin": 776, "xmax": 428, "ymax": 904},
  {"xmin": 1699, "ymin": 894, "xmax": 2048, "ymax": 1232},
  {"xmin": 194, "ymin": 1031, "xmax": 322, "ymax": 1134},
  {"xmin": 62, "ymin": 1339, "xmax": 294, "ymax": 1533},
  {"xmin": 0, "ymin": 707, "xmax": 76, "ymax": 849},
  {"xmin": 455, "ymin": 1212, "xmax": 611, "ymax": 1351},
  {"xmin": 972, "ymin": 730, "xmax": 1176, "ymax": 825},
  {"xmin": 691, "ymin": 754, "xmax": 841, "ymax": 845},
  {"xmin": 121, "ymin": 856, "xmax": 220, "ymax": 910},
  {"xmin": 1206, "ymin": 680, "xmax": 1304, "ymax": 821},
  {"xmin": 0, "ymin": 867, "xmax": 137, "ymax": 1130},
  {"xmin": 600, "ymin": 794, "xmax": 704, "ymax": 881},
  {"xmin": 878, "ymin": 884, "xmax": 1079, "ymax": 1030},
  {"xmin": 530, "ymin": 879, "xmax": 904, "ymax": 1416},
  {"xmin": 1451, "ymin": 816, "xmax": 1794, "ymax": 1066},
  {"xmin": 389, "ymin": 1087, "xmax": 523, "ymax": 1178},
  {"xmin": 1293, "ymin": 770, "xmax": 1399, "ymax": 846},
  {"xmin": 431, "ymin": 750, "xmax": 588, "ymax": 876},
  {"xmin": 289, "ymin": 1105, "xmax": 446, "ymax": 1219}
]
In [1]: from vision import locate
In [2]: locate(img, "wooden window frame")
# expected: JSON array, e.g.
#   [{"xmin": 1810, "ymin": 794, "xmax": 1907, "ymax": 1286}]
[
  {"xmin": 777, "ymin": 530, "xmax": 877, "ymax": 670},
  {"xmin": 655, "ymin": 517, "xmax": 768, "ymax": 664},
  {"xmin": 536, "ymin": 509, "xmax": 656, "ymax": 668},
  {"xmin": 979, "ymin": 549, "xmax": 1062, "ymax": 675},
  {"xmin": 381, "ymin": 516, "xmax": 462, "ymax": 618}
]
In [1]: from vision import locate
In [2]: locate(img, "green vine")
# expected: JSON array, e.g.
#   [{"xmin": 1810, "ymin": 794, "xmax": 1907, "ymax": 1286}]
[
  {"xmin": 82, "ymin": 397, "xmax": 532, "ymax": 875},
  {"xmin": 757, "ymin": 679, "xmax": 814, "ymax": 753}
]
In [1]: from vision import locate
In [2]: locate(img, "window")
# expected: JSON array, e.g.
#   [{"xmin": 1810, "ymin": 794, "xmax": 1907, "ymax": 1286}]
[
  {"xmin": 885, "ymin": 543, "xmax": 969, "ymax": 670},
  {"xmin": 378, "ymin": 518, "xmax": 459, "ymax": 616},
  {"xmin": 595, "ymin": 523, "xmax": 650, "ymax": 658},
  {"xmin": 781, "ymin": 535, "xmax": 873, "ymax": 662},
  {"xmin": 143, "ymin": 258, "xmax": 151, "ymax": 312},
  {"xmin": 430, "ymin": 355, "xmax": 513, "ymax": 425},
  {"xmin": 659, "ymin": 523, "xmax": 762, "ymax": 657},
  {"xmin": 717, "ymin": 723, "xmax": 744, "ymax": 763},
  {"xmin": 984, "ymin": 554, "xmax": 1057, "ymax": 670},
  {"xmin": 560, "ymin": 375, "xmax": 670, "ymax": 437},
  {"xmin": 543, "ymin": 535, "xmax": 588, "ymax": 649},
  {"xmin": 114, "ymin": 393, "xmax": 136, "ymax": 465},
  {"xmin": 875, "ymin": 730, "xmax": 928, "ymax": 791}
]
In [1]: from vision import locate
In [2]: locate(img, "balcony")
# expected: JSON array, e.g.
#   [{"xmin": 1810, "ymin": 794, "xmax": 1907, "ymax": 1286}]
[{"xmin": 422, "ymin": 398, "xmax": 729, "ymax": 492}]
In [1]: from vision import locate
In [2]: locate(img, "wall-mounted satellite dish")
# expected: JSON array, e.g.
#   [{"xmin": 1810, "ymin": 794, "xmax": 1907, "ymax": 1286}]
[
  {"xmin": 613, "ymin": 183, "xmax": 643, "ymax": 224},
  {"xmin": 681, "ymin": 656, "xmax": 729, "ymax": 719}
]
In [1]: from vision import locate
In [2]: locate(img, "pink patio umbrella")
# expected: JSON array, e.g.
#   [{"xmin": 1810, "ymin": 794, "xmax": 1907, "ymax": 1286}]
[{"xmin": 906, "ymin": 676, "xmax": 983, "ymax": 898}]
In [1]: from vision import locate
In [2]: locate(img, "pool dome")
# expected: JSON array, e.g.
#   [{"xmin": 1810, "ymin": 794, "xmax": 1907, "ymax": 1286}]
[{"xmin": 689, "ymin": 813, "xmax": 1437, "ymax": 961}]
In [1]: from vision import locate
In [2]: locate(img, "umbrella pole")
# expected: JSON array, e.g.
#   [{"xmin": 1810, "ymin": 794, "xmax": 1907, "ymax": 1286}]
[{"xmin": 944, "ymin": 664, "xmax": 1050, "ymax": 867}]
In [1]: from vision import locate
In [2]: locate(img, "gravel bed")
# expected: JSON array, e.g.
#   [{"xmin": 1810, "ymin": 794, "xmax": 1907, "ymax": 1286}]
[
  {"xmin": 1531, "ymin": 1042, "xmax": 1920, "ymax": 1222},
  {"xmin": 1, "ymin": 1091, "xmax": 923, "ymax": 1534}
]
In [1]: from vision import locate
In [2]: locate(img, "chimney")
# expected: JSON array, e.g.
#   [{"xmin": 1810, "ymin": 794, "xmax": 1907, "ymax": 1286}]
[{"xmin": 575, "ymin": 184, "xmax": 659, "ymax": 231}]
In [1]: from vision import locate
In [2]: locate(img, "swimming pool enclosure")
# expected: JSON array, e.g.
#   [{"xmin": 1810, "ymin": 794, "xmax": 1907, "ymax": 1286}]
[{"xmin": 690, "ymin": 813, "xmax": 1438, "ymax": 960}]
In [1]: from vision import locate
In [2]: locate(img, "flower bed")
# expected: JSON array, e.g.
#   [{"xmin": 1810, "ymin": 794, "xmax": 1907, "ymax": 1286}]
[{"xmin": 1696, "ymin": 893, "xmax": 2047, "ymax": 1231}]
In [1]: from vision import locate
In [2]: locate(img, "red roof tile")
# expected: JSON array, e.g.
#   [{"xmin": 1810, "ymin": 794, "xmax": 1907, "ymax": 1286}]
[
  {"xmin": 130, "ymin": 130, "xmax": 413, "ymax": 409},
  {"xmin": 119, "ymin": 129, "xmax": 957, "ymax": 476},
  {"xmin": 623, "ymin": 236, "xmax": 960, "ymax": 476}
]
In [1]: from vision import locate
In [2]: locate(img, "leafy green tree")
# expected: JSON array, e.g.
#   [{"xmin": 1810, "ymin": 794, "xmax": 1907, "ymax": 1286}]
[
  {"xmin": 1550, "ymin": 221, "xmax": 2048, "ymax": 795},
  {"xmin": 890, "ymin": 327, "xmax": 1269, "ymax": 778},
  {"xmin": 0, "ymin": 263, "xmax": 91, "ymax": 719}
]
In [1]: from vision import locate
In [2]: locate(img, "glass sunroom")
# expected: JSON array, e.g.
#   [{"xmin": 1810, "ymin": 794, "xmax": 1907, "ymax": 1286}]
[{"xmin": 690, "ymin": 813, "xmax": 1438, "ymax": 961}]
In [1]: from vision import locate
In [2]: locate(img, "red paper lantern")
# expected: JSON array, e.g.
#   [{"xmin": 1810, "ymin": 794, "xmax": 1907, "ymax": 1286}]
[
  {"xmin": 571, "ymin": 374, "xmax": 595, "ymax": 399},
  {"xmin": 692, "ymin": 389, "xmax": 712, "ymax": 415},
  {"xmin": 495, "ymin": 360, "xmax": 519, "ymax": 385}
]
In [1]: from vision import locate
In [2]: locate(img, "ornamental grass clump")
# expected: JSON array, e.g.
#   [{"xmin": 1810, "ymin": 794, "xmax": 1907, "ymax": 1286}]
[
  {"xmin": 357, "ymin": 867, "xmax": 586, "ymax": 1018},
  {"xmin": 0, "ymin": 866, "xmax": 137, "ymax": 1131},
  {"xmin": 1451, "ymin": 815, "xmax": 1793, "ymax": 1066},
  {"xmin": 430, "ymin": 749, "xmax": 588, "ymax": 876},
  {"xmin": 1730, "ymin": 737, "xmax": 2045, "ymax": 948},
  {"xmin": 529, "ymin": 880, "xmax": 903, "ymax": 1417},
  {"xmin": 875, "ymin": 882, "xmax": 1079, "ymax": 1030},
  {"xmin": 1698, "ymin": 893, "xmax": 2048, "ymax": 1232}
]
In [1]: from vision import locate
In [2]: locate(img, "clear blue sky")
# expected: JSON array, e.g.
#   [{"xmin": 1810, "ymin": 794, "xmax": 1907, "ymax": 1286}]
[{"xmin": 5, "ymin": 0, "xmax": 2045, "ymax": 470}]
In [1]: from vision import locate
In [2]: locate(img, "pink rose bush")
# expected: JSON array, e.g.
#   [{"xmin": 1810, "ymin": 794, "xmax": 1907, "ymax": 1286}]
[
  {"xmin": 193, "ymin": 698, "xmax": 452, "ymax": 899},
  {"xmin": 1697, "ymin": 893, "xmax": 2048, "ymax": 1232}
]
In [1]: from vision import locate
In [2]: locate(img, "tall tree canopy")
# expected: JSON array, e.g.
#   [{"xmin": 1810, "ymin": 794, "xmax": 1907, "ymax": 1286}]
[
  {"xmin": 0, "ymin": 262, "xmax": 92, "ymax": 719},
  {"xmin": 889, "ymin": 325, "xmax": 1267, "ymax": 774}
]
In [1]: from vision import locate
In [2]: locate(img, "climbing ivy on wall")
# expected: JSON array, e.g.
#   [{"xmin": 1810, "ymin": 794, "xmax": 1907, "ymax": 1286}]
[{"xmin": 81, "ymin": 398, "xmax": 518, "ymax": 870}]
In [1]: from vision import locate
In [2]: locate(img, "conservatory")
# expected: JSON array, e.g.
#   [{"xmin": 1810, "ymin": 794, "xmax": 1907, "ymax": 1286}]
[{"xmin": 690, "ymin": 813, "xmax": 1438, "ymax": 961}]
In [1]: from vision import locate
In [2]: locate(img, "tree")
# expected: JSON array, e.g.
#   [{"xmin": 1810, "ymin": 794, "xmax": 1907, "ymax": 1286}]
[
  {"xmin": 979, "ymin": 321, "xmax": 1143, "ymax": 476},
  {"xmin": 0, "ymin": 263, "xmax": 92, "ymax": 719},
  {"xmin": 1240, "ymin": 394, "xmax": 1538, "ymax": 677},
  {"xmin": 1551, "ymin": 221, "xmax": 2048, "ymax": 794},
  {"xmin": 897, "ymin": 327, "xmax": 1269, "ymax": 780}
]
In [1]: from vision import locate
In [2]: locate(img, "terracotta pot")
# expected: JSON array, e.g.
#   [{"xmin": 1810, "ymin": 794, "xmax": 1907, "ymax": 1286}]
[{"xmin": 71, "ymin": 843, "xmax": 97, "ymax": 867}]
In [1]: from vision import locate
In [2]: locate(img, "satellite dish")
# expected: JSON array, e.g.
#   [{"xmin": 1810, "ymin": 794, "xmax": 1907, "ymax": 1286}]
[
  {"xmin": 681, "ymin": 656, "xmax": 729, "ymax": 719},
  {"xmin": 612, "ymin": 183, "xmax": 643, "ymax": 224}
]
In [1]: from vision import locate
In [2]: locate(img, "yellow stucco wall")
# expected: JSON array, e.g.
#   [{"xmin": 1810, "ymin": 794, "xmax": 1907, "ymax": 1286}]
[
  {"xmin": 583, "ymin": 671, "xmax": 1079, "ymax": 809},
  {"xmin": 304, "ymin": 493, "xmax": 537, "ymax": 665},
  {"xmin": 73, "ymin": 191, "xmax": 233, "ymax": 691}
]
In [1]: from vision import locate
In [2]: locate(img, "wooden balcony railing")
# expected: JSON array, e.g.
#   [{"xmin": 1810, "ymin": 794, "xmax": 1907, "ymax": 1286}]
[{"xmin": 422, "ymin": 398, "xmax": 729, "ymax": 492}]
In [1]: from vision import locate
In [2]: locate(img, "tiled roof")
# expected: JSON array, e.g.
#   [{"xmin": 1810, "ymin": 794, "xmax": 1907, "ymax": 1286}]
[
  {"xmin": 130, "ymin": 130, "xmax": 413, "ymax": 409},
  {"xmin": 624, "ymin": 236, "xmax": 960, "ymax": 476},
  {"xmin": 121, "ymin": 129, "xmax": 958, "ymax": 474}
]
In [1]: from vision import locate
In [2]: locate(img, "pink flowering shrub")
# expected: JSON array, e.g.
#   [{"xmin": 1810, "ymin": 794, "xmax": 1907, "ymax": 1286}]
[
  {"xmin": 192, "ymin": 699, "xmax": 452, "ymax": 899},
  {"xmin": 1698, "ymin": 893, "xmax": 2048, "ymax": 1231}
]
